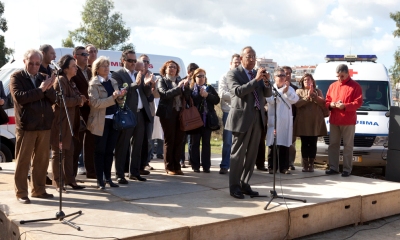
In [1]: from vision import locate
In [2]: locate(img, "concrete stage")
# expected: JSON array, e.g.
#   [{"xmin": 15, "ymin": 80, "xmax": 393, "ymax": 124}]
[{"xmin": 1, "ymin": 156, "xmax": 400, "ymax": 240}]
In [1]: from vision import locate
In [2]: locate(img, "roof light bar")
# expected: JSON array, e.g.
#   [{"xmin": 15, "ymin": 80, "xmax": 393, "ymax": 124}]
[{"xmin": 325, "ymin": 54, "xmax": 377, "ymax": 62}]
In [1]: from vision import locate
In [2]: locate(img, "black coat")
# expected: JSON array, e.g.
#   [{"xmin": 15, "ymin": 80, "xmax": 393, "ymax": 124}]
[{"xmin": 156, "ymin": 76, "xmax": 184, "ymax": 119}]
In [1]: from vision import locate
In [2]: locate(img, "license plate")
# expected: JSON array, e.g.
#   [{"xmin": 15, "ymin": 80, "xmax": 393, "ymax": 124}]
[{"xmin": 339, "ymin": 156, "xmax": 362, "ymax": 162}]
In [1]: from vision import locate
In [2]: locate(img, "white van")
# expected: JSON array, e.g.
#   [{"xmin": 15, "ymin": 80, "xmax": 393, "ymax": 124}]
[
  {"xmin": 314, "ymin": 54, "xmax": 391, "ymax": 169},
  {"xmin": 0, "ymin": 48, "xmax": 186, "ymax": 162}
]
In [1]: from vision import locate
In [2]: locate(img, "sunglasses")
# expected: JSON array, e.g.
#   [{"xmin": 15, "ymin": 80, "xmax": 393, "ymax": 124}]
[
  {"xmin": 275, "ymin": 74, "xmax": 286, "ymax": 77},
  {"xmin": 196, "ymin": 75, "xmax": 206, "ymax": 78},
  {"xmin": 78, "ymin": 53, "xmax": 89, "ymax": 57},
  {"xmin": 143, "ymin": 60, "xmax": 150, "ymax": 64},
  {"xmin": 125, "ymin": 59, "xmax": 137, "ymax": 63}
]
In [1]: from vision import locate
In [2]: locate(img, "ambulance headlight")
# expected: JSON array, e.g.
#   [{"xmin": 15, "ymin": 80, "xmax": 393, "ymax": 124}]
[{"xmin": 373, "ymin": 136, "xmax": 388, "ymax": 146}]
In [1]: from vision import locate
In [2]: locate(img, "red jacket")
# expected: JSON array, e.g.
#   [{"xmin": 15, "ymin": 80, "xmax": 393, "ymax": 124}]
[{"xmin": 325, "ymin": 77, "xmax": 363, "ymax": 125}]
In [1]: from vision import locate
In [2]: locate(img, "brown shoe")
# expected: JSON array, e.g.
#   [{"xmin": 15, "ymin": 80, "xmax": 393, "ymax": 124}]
[
  {"xmin": 167, "ymin": 171, "xmax": 177, "ymax": 175},
  {"xmin": 17, "ymin": 197, "xmax": 31, "ymax": 204},
  {"xmin": 32, "ymin": 192, "xmax": 54, "ymax": 199}
]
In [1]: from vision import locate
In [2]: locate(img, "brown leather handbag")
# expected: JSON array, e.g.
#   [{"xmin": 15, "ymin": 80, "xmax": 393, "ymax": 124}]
[{"xmin": 180, "ymin": 97, "xmax": 204, "ymax": 131}]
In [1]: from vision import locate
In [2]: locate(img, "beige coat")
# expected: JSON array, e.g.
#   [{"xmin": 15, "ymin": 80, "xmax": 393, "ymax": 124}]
[
  {"xmin": 294, "ymin": 88, "xmax": 327, "ymax": 137},
  {"xmin": 87, "ymin": 77, "xmax": 120, "ymax": 136}
]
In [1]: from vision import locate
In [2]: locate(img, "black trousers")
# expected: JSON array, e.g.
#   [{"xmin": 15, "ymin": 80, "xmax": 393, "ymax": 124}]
[
  {"xmin": 190, "ymin": 127, "xmax": 212, "ymax": 171},
  {"xmin": 94, "ymin": 119, "xmax": 119, "ymax": 181},
  {"xmin": 268, "ymin": 145, "xmax": 289, "ymax": 171},
  {"xmin": 300, "ymin": 136, "xmax": 318, "ymax": 158},
  {"xmin": 160, "ymin": 110, "xmax": 185, "ymax": 172}
]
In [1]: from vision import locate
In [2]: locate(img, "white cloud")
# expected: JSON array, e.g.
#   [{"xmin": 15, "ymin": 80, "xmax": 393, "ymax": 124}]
[
  {"xmin": 362, "ymin": 33, "xmax": 400, "ymax": 53},
  {"xmin": 191, "ymin": 47, "xmax": 232, "ymax": 59}
]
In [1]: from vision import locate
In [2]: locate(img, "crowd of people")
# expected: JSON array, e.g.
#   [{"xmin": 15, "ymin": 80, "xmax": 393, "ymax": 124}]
[{"xmin": 8, "ymin": 45, "xmax": 363, "ymax": 203}]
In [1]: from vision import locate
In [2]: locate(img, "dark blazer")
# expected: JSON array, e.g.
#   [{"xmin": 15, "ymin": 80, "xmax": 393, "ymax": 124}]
[
  {"xmin": 71, "ymin": 66, "xmax": 92, "ymax": 121},
  {"xmin": 10, "ymin": 70, "xmax": 56, "ymax": 131},
  {"xmin": 112, "ymin": 68, "xmax": 152, "ymax": 122},
  {"xmin": 156, "ymin": 76, "xmax": 184, "ymax": 119},
  {"xmin": 225, "ymin": 65, "xmax": 272, "ymax": 133},
  {"xmin": 188, "ymin": 84, "xmax": 220, "ymax": 115},
  {"xmin": 0, "ymin": 81, "xmax": 8, "ymax": 109}
]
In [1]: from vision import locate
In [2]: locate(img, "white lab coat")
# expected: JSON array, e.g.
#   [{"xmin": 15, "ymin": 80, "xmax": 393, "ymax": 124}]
[
  {"xmin": 266, "ymin": 84, "xmax": 299, "ymax": 147},
  {"xmin": 152, "ymin": 98, "xmax": 164, "ymax": 140}
]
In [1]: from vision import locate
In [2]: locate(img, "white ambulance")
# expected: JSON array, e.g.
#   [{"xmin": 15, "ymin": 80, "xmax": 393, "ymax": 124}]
[
  {"xmin": 0, "ymin": 48, "xmax": 186, "ymax": 162},
  {"xmin": 314, "ymin": 54, "xmax": 391, "ymax": 169}
]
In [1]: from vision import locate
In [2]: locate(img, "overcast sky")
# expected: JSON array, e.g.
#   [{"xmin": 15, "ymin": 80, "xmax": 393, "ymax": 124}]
[{"xmin": 2, "ymin": 0, "xmax": 400, "ymax": 83}]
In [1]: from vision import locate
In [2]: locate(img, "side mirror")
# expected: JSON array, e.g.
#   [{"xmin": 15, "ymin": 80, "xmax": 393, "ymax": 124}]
[{"xmin": 385, "ymin": 111, "xmax": 390, "ymax": 117}]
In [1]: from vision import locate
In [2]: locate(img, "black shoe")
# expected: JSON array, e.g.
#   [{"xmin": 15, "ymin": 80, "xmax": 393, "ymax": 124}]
[
  {"xmin": 0, "ymin": 166, "xmax": 2, "ymax": 170},
  {"xmin": 140, "ymin": 170, "xmax": 150, "ymax": 175},
  {"xmin": 256, "ymin": 166, "xmax": 269, "ymax": 171},
  {"xmin": 219, "ymin": 168, "xmax": 228, "ymax": 174},
  {"xmin": 17, "ymin": 197, "xmax": 31, "ymax": 204},
  {"xmin": 241, "ymin": 184, "xmax": 259, "ymax": 196},
  {"xmin": 117, "ymin": 177, "xmax": 129, "ymax": 184},
  {"xmin": 280, "ymin": 169, "xmax": 291, "ymax": 174},
  {"xmin": 341, "ymin": 171, "xmax": 350, "ymax": 177},
  {"xmin": 129, "ymin": 175, "xmax": 147, "ymax": 181},
  {"xmin": 268, "ymin": 168, "xmax": 274, "ymax": 174},
  {"xmin": 156, "ymin": 154, "xmax": 164, "ymax": 159},
  {"xmin": 97, "ymin": 179, "xmax": 105, "ymax": 190},
  {"xmin": 230, "ymin": 190, "xmax": 245, "ymax": 199},
  {"xmin": 32, "ymin": 192, "xmax": 54, "ymax": 199},
  {"xmin": 325, "ymin": 169, "xmax": 340, "ymax": 175},
  {"xmin": 289, "ymin": 165, "xmax": 296, "ymax": 170},
  {"xmin": 46, "ymin": 176, "xmax": 53, "ymax": 185},
  {"xmin": 203, "ymin": 169, "xmax": 210, "ymax": 173},
  {"xmin": 68, "ymin": 183, "xmax": 85, "ymax": 189},
  {"xmin": 105, "ymin": 179, "xmax": 119, "ymax": 187},
  {"xmin": 193, "ymin": 169, "xmax": 200, "ymax": 173}
]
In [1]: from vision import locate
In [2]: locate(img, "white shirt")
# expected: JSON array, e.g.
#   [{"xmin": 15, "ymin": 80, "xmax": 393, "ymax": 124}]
[{"xmin": 125, "ymin": 68, "xmax": 143, "ymax": 110}]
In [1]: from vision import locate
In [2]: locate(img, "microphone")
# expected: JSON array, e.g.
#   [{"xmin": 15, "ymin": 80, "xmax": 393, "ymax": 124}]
[{"xmin": 50, "ymin": 60, "xmax": 61, "ymax": 71}]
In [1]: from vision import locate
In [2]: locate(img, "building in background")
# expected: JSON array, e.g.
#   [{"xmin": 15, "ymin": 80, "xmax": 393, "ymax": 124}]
[{"xmin": 292, "ymin": 65, "xmax": 317, "ymax": 83}]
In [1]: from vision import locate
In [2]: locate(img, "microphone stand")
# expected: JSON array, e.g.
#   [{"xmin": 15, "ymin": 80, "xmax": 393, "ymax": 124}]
[
  {"xmin": 20, "ymin": 70, "xmax": 82, "ymax": 230},
  {"xmin": 252, "ymin": 82, "xmax": 306, "ymax": 210}
]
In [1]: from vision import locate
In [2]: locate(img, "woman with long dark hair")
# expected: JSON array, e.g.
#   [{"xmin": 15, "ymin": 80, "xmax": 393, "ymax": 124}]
[{"xmin": 51, "ymin": 54, "xmax": 86, "ymax": 192}]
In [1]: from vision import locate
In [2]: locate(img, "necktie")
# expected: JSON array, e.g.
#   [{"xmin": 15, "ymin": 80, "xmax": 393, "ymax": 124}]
[{"xmin": 248, "ymin": 71, "xmax": 260, "ymax": 110}]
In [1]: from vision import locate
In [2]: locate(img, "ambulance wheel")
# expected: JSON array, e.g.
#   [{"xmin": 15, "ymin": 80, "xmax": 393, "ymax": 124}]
[{"xmin": 0, "ymin": 143, "xmax": 12, "ymax": 162}]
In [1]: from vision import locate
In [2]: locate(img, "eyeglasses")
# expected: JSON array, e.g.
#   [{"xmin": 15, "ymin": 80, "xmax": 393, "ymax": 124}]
[
  {"xmin": 143, "ymin": 60, "xmax": 150, "ymax": 64},
  {"xmin": 275, "ymin": 74, "xmax": 286, "ymax": 77},
  {"xmin": 196, "ymin": 75, "xmax": 205, "ymax": 78},
  {"xmin": 168, "ymin": 65, "xmax": 177, "ymax": 69},
  {"xmin": 125, "ymin": 59, "xmax": 137, "ymax": 63},
  {"xmin": 78, "ymin": 53, "xmax": 89, "ymax": 57}
]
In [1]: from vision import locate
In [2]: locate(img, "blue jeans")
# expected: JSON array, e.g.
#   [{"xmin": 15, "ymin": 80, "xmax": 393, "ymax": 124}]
[{"xmin": 220, "ymin": 111, "xmax": 232, "ymax": 169}]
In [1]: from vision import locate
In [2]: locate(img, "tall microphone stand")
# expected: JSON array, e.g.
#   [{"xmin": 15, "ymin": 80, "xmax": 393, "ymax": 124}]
[
  {"xmin": 20, "ymin": 70, "xmax": 82, "ymax": 230},
  {"xmin": 252, "ymin": 81, "xmax": 306, "ymax": 210}
]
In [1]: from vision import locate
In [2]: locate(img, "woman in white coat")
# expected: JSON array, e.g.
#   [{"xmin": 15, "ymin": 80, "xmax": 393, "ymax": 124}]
[{"xmin": 266, "ymin": 68, "xmax": 299, "ymax": 174}]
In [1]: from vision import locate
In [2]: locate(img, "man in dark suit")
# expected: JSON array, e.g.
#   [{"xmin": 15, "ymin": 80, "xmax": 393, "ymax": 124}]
[
  {"xmin": 112, "ymin": 50, "xmax": 152, "ymax": 184},
  {"xmin": 71, "ymin": 46, "xmax": 96, "ymax": 179},
  {"xmin": 225, "ymin": 46, "xmax": 272, "ymax": 199}
]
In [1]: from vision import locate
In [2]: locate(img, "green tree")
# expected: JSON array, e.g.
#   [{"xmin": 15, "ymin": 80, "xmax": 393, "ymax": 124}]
[
  {"xmin": 62, "ymin": 0, "xmax": 134, "ymax": 51},
  {"xmin": 0, "ymin": 1, "xmax": 14, "ymax": 67},
  {"xmin": 390, "ymin": 11, "xmax": 400, "ymax": 84}
]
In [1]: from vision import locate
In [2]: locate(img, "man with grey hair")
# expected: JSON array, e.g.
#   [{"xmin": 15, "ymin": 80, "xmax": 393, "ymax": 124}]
[
  {"xmin": 226, "ymin": 46, "xmax": 272, "ymax": 199},
  {"xmin": 218, "ymin": 53, "xmax": 240, "ymax": 174},
  {"xmin": 10, "ymin": 49, "xmax": 56, "ymax": 203},
  {"xmin": 325, "ymin": 64, "xmax": 363, "ymax": 177},
  {"xmin": 85, "ymin": 44, "xmax": 98, "ymax": 67}
]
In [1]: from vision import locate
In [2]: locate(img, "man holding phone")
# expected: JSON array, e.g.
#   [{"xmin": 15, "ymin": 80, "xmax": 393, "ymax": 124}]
[{"xmin": 10, "ymin": 49, "xmax": 56, "ymax": 204}]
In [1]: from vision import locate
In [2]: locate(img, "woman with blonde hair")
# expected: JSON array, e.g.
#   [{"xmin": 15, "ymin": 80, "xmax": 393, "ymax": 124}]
[
  {"xmin": 294, "ymin": 73, "xmax": 327, "ymax": 172},
  {"xmin": 186, "ymin": 68, "xmax": 220, "ymax": 173},
  {"xmin": 87, "ymin": 56, "xmax": 125, "ymax": 189}
]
